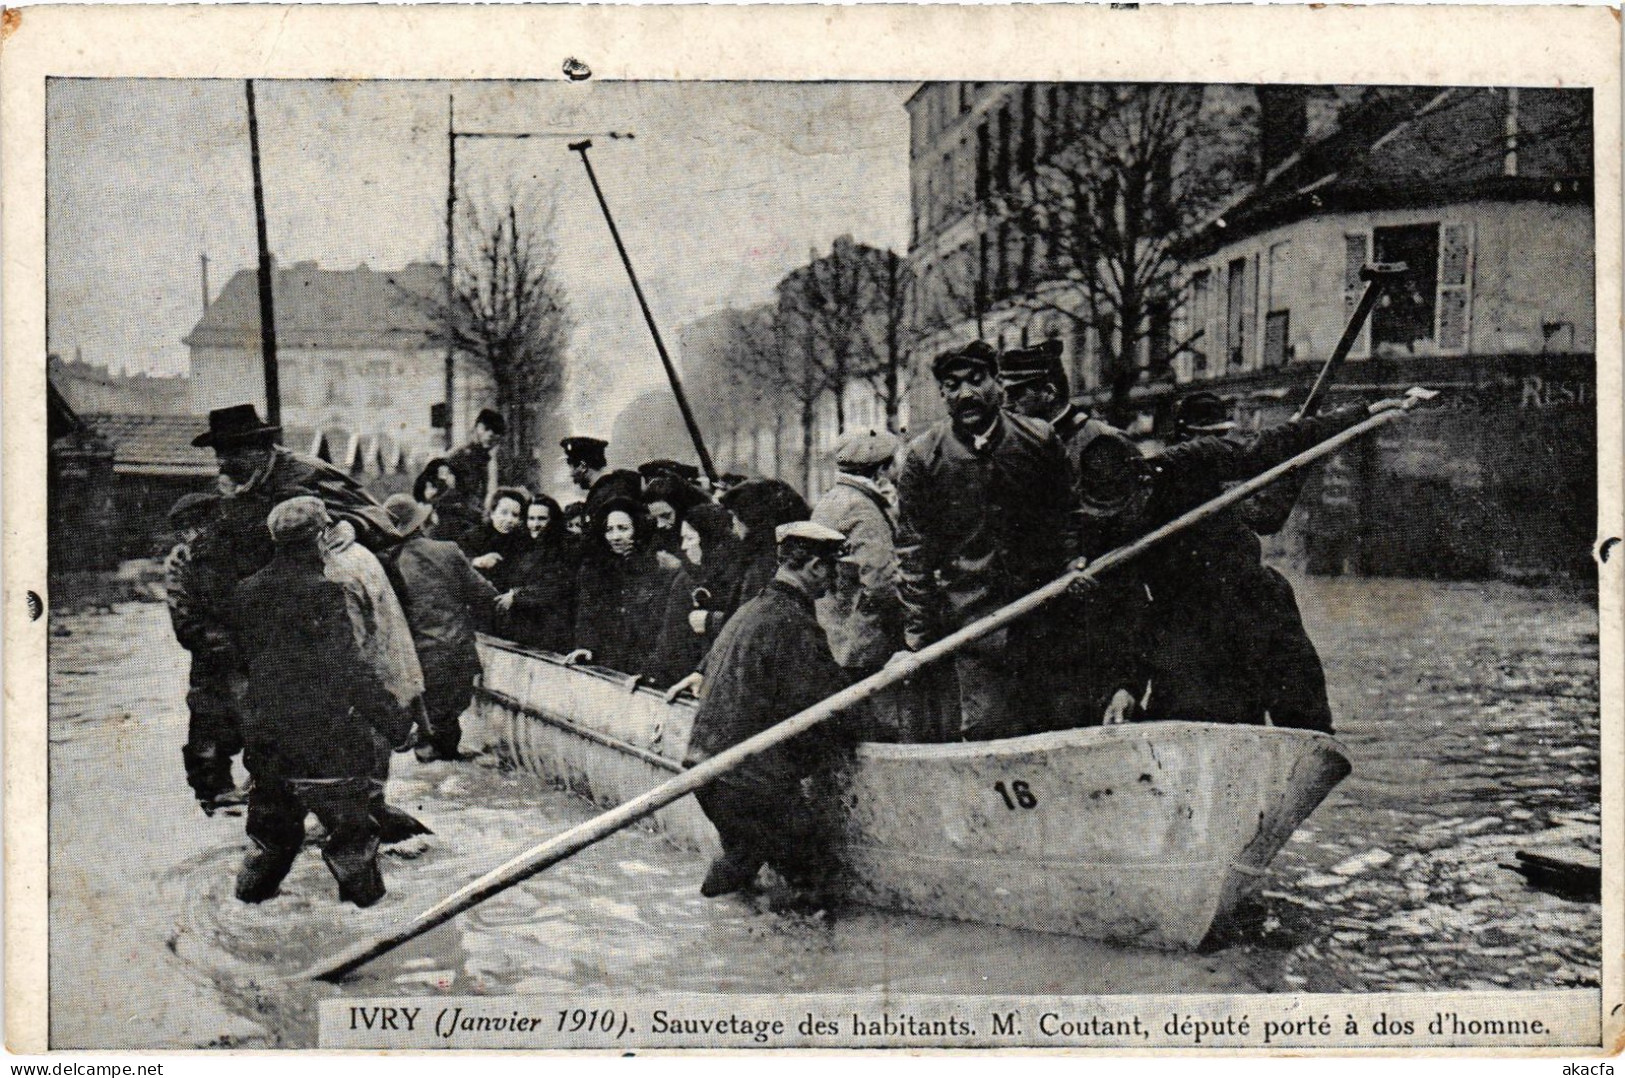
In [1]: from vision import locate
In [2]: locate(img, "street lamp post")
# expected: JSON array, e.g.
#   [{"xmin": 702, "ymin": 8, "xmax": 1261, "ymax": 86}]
[{"xmin": 440, "ymin": 94, "xmax": 631, "ymax": 449}]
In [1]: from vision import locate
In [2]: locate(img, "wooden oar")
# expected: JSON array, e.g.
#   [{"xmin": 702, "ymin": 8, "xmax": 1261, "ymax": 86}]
[{"xmin": 306, "ymin": 400, "xmax": 1424, "ymax": 983}]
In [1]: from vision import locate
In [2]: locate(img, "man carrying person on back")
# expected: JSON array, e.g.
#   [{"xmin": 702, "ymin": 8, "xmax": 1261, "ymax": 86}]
[{"xmin": 229, "ymin": 497, "xmax": 411, "ymax": 908}]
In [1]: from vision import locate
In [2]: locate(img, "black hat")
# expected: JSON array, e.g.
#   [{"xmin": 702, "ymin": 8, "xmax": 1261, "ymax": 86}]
[
  {"xmin": 167, "ymin": 491, "xmax": 220, "ymax": 528},
  {"xmin": 191, "ymin": 404, "xmax": 281, "ymax": 449},
  {"xmin": 643, "ymin": 475, "xmax": 706, "ymax": 513},
  {"xmin": 720, "ymin": 478, "xmax": 810, "ymax": 537},
  {"xmin": 475, "ymin": 408, "xmax": 507, "ymax": 435},
  {"xmin": 1173, "ymin": 391, "xmax": 1235, "ymax": 436},
  {"xmin": 561, "ymin": 436, "xmax": 609, "ymax": 469},
  {"xmin": 930, "ymin": 341, "xmax": 999, "ymax": 381},
  {"xmin": 1077, "ymin": 431, "xmax": 1148, "ymax": 515},
  {"xmin": 998, "ymin": 340, "xmax": 1065, "ymax": 387}
]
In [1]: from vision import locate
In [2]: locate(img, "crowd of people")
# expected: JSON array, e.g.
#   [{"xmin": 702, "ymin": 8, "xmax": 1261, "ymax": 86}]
[{"xmin": 162, "ymin": 345, "xmax": 1419, "ymax": 910}]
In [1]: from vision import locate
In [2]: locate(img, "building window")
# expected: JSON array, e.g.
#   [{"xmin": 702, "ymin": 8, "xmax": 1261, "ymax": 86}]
[
  {"xmin": 996, "ymin": 105, "xmax": 1012, "ymax": 194},
  {"xmin": 1437, "ymin": 223, "xmax": 1473, "ymax": 352},
  {"xmin": 1225, "ymin": 256, "xmax": 1249, "ymax": 369},
  {"xmin": 1343, "ymin": 232, "xmax": 1372, "ymax": 358},
  {"xmin": 1186, "ymin": 269, "xmax": 1211, "ymax": 375},
  {"xmin": 1265, "ymin": 240, "xmax": 1293, "ymax": 366},
  {"xmin": 1018, "ymin": 84, "xmax": 1036, "ymax": 180},
  {"xmin": 1371, "ymin": 223, "xmax": 1441, "ymax": 356}
]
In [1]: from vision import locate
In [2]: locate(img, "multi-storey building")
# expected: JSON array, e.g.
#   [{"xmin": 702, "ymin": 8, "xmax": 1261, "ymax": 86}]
[{"xmin": 185, "ymin": 260, "xmax": 495, "ymax": 471}]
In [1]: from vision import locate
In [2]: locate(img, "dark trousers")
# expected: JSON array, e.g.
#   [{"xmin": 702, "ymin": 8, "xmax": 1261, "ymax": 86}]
[
  {"xmin": 182, "ymin": 704, "xmax": 244, "ymax": 803},
  {"xmin": 369, "ymin": 731, "xmax": 433, "ymax": 843},
  {"xmin": 953, "ymin": 618, "xmax": 1083, "ymax": 741},
  {"xmin": 1248, "ymin": 568, "xmax": 1334, "ymax": 733},
  {"xmin": 695, "ymin": 779, "xmax": 833, "ymax": 891},
  {"xmin": 238, "ymin": 774, "xmax": 383, "ymax": 907},
  {"xmin": 421, "ymin": 678, "xmax": 475, "ymax": 757}
]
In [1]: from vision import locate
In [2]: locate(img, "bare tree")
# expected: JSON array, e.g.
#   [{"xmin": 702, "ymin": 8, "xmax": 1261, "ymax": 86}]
[
  {"xmin": 777, "ymin": 237, "xmax": 882, "ymax": 437},
  {"xmin": 859, "ymin": 246, "xmax": 983, "ymax": 431},
  {"xmin": 415, "ymin": 190, "xmax": 574, "ymax": 486},
  {"xmin": 715, "ymin": 304, "xmax": 832, "ymax": 495},
  {"xmin": 997, "ymin": 84, "xmax": 1251, "ymax": 425}
]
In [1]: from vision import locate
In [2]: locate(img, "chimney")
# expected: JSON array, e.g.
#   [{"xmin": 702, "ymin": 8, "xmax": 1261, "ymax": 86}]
[{"xmin": 1256, "ymin": 86, "xmax": 1309, "ymax": 181}]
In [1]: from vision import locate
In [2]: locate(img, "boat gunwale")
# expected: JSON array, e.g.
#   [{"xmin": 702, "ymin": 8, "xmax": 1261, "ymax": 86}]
[{"xmin": 478, "ymin": 633, "xmax": 1351, "ymax": 764}]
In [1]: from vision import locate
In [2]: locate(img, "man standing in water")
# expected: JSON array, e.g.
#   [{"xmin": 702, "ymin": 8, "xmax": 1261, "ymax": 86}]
[
  {"xmin": 684, "ymin": 522, "xmax": 851, "ymax": 905},
  {"xmin": 230, "ymin": 498, "xmax": 409, "ymax": 907}
]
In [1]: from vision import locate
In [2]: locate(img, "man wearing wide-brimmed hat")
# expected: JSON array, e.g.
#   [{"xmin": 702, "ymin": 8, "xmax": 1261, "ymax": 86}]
[
  {"xmin": 193, "ymin": 403, "xmax": 399, "ymax": 583},
  {"xmin": 381, "ymin": 494, "xmax": 499, "ymax": 762}
]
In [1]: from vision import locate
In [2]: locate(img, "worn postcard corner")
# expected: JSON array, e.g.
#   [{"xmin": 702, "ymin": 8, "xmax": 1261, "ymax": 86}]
[{"xmin": 2, "ymin": 1, "xmax": 1621, "ymax": 1059}]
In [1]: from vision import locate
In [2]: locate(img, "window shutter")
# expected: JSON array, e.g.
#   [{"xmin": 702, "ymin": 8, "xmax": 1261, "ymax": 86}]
[
  {"xmin": 1343, "ymin": 232, "xmax": 1372, "ymax": 358},
  {"xmin": 1436, "ymin": 222, "xmax": 1473, "ymax": 353}
]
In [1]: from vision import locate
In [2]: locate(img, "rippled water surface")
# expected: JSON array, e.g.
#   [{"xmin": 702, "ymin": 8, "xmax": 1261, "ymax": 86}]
[{"xmin": 46, "ymin": 573, "xmax": 1600, "ymax": 1048}]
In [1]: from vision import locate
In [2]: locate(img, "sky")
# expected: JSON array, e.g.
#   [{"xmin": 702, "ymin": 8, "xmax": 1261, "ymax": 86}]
[{"xmin": 46, "ymin": 78, "xmax": 912, "ymax": 430}]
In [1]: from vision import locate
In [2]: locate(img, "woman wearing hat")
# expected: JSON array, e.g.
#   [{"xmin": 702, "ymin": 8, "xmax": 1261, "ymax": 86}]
[
  {"xmin": 566, "ymin": 496, "xmax": 692, "ymax": 686},
  {"xmin": 648, "ymin": 502, "xmax": 746, "ymax": 686},
  {"xmin": 718, "ymin": 478, "xmax": 811, "ymax": 610}
]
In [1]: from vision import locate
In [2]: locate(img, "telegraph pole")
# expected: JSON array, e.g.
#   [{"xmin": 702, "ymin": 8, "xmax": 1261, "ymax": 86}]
[
  {"xmin": 444, "ymin": 95, "xmax": 458, "ymax": 448},
  {"xmin": 245, "ymin": 80, "xmax": 280, "ymax": 427}
]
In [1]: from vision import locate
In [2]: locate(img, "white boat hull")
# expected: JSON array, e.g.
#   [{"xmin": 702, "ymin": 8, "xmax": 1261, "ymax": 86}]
[{"xmin": 471, "ymin": 635, "xmax": 1351, "ymax": 950}]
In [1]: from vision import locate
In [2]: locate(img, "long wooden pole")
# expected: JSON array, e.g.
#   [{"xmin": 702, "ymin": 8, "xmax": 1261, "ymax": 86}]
[
  {"xmin": 1295, "ymin": 262, "xmax": 1408, "ymax": 421},
  {"xmin": 244, "ymin": 80, "xmax": 280, "ymax": 427},
  {"xmin": 568, "ymin": 139, "xmax": 719, "ymax": 485},
  {"xmin": 307, "ymin": 403, "xmax": 1419, "ymax": 983},
  {"xmin": 443, "ymin": 95, "xmax": 458, "ymax": 450}
]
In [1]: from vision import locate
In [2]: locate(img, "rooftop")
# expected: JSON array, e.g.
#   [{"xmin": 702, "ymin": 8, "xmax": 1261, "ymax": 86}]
[{"xmin": 183, "ymin": 261, "xmax": 443, "ymax": 351}]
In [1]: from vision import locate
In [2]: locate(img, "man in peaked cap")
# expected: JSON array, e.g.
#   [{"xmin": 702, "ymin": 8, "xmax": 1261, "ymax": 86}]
[
  {"xmin": 563, "ymin": 435, "xmax": 643, "ymax": 514},
  {"xmin": 195, "ymin": 404, "xmax": 400, "ymax": 585},
  {"xmin": 683, "ymin": 520, "xmax": 852, "ymax": 906},
  {"xmin": 444, "ymin": 408, "xmax": 505, "ymax": 519},
  {"xmin": 999, "ymin": 342, "xmax": 1148, "ymax": 729},
  {"xmin": 892, "ymin": 341, "xmax": 1082, "ymax": 741},
  {"xmin": 999, "ymin": 340, "xmax": 1122, "ymax": 470}
]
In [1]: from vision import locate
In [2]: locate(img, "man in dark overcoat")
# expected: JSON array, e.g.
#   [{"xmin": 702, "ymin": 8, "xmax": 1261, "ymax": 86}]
[
  {"xmin": 445, "ymin": 408, "xmax": 505, "ymax": 517},
  {"xmin": 891, "ymin": 341, "xmax": 1081, "ymax": 740},
  {"xmin": 562, "ymin": 435, "xmax": 643, "ymax": 515},
  {"xmin": 684, "ymin": 522, "xmax": 851, "ymax": 902},
  {"xmin": 1078, "ymin": 392, "xmax": 1419, "ymax": 730},
  {"xmin": 998, "ymin": 343, "xmax": 1146, "ymax": 727},
  {"xmin": 163, "ymin": 492, "xmax": 246, "ymax": 812},
  {"xmin": 229, "ymin": 497, "xmax": 413, "ymax": 907},
  {"xmin": 382, "ymin": 494, "xmax": 499, "ymax": 762},
  {"xmin": 192, "ymin": 404, "xmax": 400, "ymax": 585}
]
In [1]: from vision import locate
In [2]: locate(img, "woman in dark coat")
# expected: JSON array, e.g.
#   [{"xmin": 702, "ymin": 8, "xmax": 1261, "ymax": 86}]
[
  {"xmin": 496, "ymin": 494, "xmax": 576, "ymax": 652},
  {"xmin": 650, "ymin": 502, "xmax": 748, "ymax": 685},
  {"xmin": 457, "ymin": 486, "xmax": 533, "ymax": 591},
  {"xmin": 718, "ymin": 478, "xmax": 810, "ymax": 608},
  {"xmin": 567, "ymin": 497, "xmax": 690, "ymax": 685},
  {"xmin": 415, "ymin": 457, "xmax": 483, "ymax": 542}
]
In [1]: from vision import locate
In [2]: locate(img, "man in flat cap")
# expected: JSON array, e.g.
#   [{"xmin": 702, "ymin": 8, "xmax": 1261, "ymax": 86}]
[
  {"xmin": 811, "ymin": 428, "xmax": 908, "ymax": 735},
  {"xmin": 446, "ymin": 408, "xmax": 506, "ymax": 517},
  {"xmin": 891, "ymin": 341, "xmax": 1081, "ymax": 741},
  {"xmin": 193, "ymin": 404, "xmax": 399, "ymax": 586},
  {"xmin": 228, "ymin": 497, "xmax": 411, "ymax": 907},
  {"xmin": 1078, "ymin": 391, "xmax": 1423, "ymax": 730},
  {"xmin": 1151, "ymin": 391, "xmax": 1333, "ymax": 733},
  {"xmin": 683, "ymin": 521, "xmax": 852, "ymax": 906},
  {"xmin": 162, "ymin": 491, "xmax": 246, "ymax": 813},
  {"xmin": 563, "ymin": 436, "xmax": 643, "ymax": 514}
]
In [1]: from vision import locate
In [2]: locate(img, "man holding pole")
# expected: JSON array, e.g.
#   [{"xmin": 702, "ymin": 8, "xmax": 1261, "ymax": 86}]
[{"xmin": 683, "ymin": 521, "xmax": 852, "ymax": 903}]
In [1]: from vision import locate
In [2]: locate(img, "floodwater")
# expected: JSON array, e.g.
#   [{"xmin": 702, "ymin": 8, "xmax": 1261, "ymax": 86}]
[{"xmin": 45, "ymin": 572, "xmax": 1600, "ymax": 1048}]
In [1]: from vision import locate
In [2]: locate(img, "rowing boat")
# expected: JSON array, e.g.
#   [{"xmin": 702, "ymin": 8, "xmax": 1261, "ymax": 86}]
[{"xmin": 470, "ymin": 633, "xmax": 1352, "ymax": 950}]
